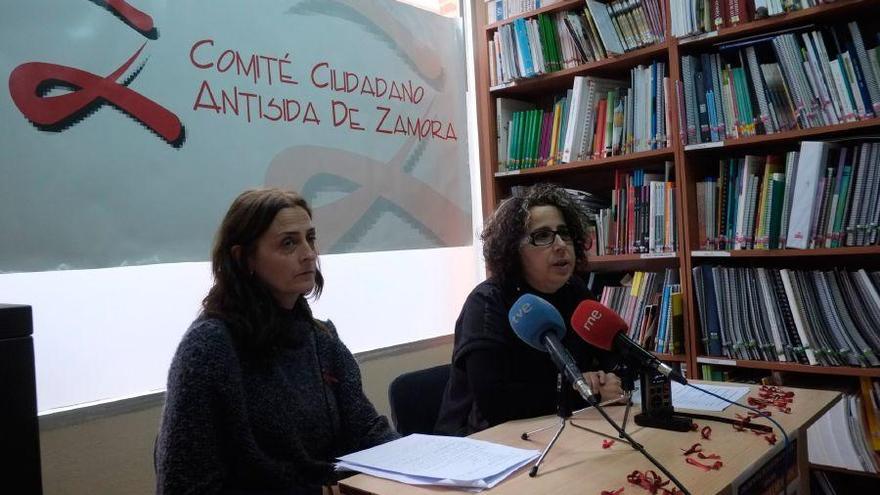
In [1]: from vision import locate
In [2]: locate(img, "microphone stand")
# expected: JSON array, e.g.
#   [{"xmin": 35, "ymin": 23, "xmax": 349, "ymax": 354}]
[
  {"xmin": 564, "ymin": 367, "xmax": 693, "ymax": 495},
  {"xmin": 520, "ymin": 373, "xmax": 573, "ymax": 477}
]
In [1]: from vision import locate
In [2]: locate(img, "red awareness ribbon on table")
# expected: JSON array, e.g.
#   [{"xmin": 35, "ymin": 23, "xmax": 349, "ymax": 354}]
[{"xmin": 8, "ymin": 42, "xmax": 184, "ymax": 147}]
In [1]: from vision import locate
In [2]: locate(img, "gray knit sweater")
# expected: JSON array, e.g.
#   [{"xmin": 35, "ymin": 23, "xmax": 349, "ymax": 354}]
[{"xmin": 156, "ymin": 315, "xmax": 398, "ymax": 494}]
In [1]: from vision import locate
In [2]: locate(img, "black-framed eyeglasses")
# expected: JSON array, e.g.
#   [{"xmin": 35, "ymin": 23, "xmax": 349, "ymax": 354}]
[{"xmin": 525, "ymin": 227, "xmax": 573, "ymax": 247}]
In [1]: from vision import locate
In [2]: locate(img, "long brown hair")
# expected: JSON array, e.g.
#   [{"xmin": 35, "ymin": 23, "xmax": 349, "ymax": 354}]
[{"xmin": 202, "ymin": 188, "xmax": 325, "ymax": 351}]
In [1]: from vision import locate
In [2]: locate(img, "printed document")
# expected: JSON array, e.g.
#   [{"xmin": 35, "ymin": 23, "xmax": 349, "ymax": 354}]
[{"xmin": 337, "ymin": 433, "xmax": 539, "ymax": 489}]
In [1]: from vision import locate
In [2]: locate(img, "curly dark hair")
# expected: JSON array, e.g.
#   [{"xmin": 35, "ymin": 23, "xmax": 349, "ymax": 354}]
[
  {"xmin": 482, "ymin": 183, "xmax": 588, "ymax": 289},
  {"xmin": 202, "ymin": 188, "xmax": 325, "ymax": 352}
]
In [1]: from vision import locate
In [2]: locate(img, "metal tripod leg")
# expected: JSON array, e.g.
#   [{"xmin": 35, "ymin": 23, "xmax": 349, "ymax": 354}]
[
  {"xmin": 521, "ymin": 419, "xmax": 562, "ymax": 439},
  {"xmin": 568, "ymin": 391, "xmax": 635, "ymax": 445},
  {"xmin": 526, "ymin": 416, "xmax": 566, "ymax": 477}
]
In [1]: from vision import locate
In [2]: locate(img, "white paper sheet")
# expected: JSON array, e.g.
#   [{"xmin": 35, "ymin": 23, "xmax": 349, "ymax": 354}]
[
  {"xmin": 631, "ymin": 381, "xmax": 750, "ymax": 411},
  {"xmin": 336, "ymin": 434, "xmax": 539, "ymax": 489}
]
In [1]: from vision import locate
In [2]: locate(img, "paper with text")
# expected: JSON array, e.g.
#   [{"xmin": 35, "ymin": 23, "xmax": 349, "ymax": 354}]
[
  {"xmin": 337, "ymin": 434, "xmax": 539, "ymax": 488},
  {"xmin": 631, "ymin": 382, "xmax": 750, "ymax": 411}
]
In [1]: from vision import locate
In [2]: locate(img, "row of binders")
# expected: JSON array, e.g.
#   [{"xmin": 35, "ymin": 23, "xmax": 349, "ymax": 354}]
[
  {"xmin": 695, "ymin": 141, "xmax": 880, "ymax": 251},
  {"xmin": 671, "ymin": 0, "xmax": 834, "ymax": 38},
  {"xmin": 599, "ymin": 269, "xmax": 684, "ymax": 354},
  {"xmin": 496, "ymin": 63, "xmax": 670, "ymax": 170},
  {"xmin": 679, "ymin": 22, "xmax": 880, "ymax": 145},
  {"xmin": 488, "ymin": 0, "xmax": 666, "ymax": 86},
  {"xmin": 692, "ymin": 265, "xmax": 880, "ymax": 367}
]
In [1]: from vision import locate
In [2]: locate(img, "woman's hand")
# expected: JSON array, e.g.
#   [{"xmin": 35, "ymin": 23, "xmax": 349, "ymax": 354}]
[{"xmin": 583, "ymin": 371, "xmax": 625, "ymax": 404}]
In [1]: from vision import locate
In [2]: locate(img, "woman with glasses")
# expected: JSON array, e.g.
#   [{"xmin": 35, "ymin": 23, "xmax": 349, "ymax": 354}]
[
  {"xmin": 435, "ymin": 183, "xmax": 622, "ymax": 436},
  {"xmin": 156, "ymin": 188, "xmax": 398, "ymax": 494}
]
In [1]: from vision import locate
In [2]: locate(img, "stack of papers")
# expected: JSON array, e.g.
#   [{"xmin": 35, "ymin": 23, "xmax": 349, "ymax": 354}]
[
  {"xmin": 337, "ymin": 434, "xmax": 540, "ymax": 490},
  {"xmin": 630, "ymin": 381, "xmax": 749, "ymax": 411}
]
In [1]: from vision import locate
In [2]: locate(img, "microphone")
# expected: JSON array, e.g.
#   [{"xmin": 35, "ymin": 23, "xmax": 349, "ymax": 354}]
[
  {"xmin": 571, "ymin": 300, "xmax": 687, "ymax": 385},
  {"xmin": 508, "ymin": 294, "xmax": 597, "ymax": 403}
]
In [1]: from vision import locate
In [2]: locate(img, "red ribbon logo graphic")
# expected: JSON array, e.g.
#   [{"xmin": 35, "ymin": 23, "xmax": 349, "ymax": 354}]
[
  {"xmin": 93, "ymin": 0, "xmax": 157, "ymax": 38},
  {"xmin": 8, "ymin": 42, "xmax": 184, "ymax": 147},
  {"xmin": 265, "ymin": 111, "xmax": 470, "ymax": 251}
]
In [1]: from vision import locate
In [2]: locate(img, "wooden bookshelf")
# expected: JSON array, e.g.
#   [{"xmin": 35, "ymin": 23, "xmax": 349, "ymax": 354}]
[
  {"xmin": 490, "ymin": 41, "xmax": 670, "ymax": 97},
  {"xmin": 684, "ymin": 117, "xmax": 880, "ymax": 154},
  {"xmin": 653, "ymin": 352, "xmax": 688, "ymax": 363},
  {"xmin": 696, "ymin": 357, "xmax": 880, "ymax": 378},
  {"xmin": 484, "ymin": 0, "xmax": 583, "ymax": 31},
  {"xmin": 810, "ymin": 463, "xmax": 880, "ymax": 478},
  {"xmin": 474, "ymin": 2, "xmax": 880, "ymax": 486},
  {"xmin": 473, "ymin": 0, "xmax": 880, "ymax": 405},
  {"xmin": 589, "ymin": 252, "xmax": 679, "ymax": 273},
  {"xmin": 494, "ymin": 148, "xmax": 674, "ymax": 178},
  {"xmin": 690, "ymin": 246, "xmax": 880, "ymax": 259},
  {"xmin": 678, "ymin": 0, "xmax": 879, "ymax": 50}
]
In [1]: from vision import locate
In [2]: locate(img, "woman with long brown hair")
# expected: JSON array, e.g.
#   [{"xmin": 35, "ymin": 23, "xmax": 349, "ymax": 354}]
[{"xmin": 156, "ymin": 188, "xmax": 397, "ymax": 494}]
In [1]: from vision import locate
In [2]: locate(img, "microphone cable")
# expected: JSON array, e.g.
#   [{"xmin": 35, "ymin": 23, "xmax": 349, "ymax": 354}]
[{"xmin": 684, "ymin": 383, "xmax": 792, "ymax": 495}]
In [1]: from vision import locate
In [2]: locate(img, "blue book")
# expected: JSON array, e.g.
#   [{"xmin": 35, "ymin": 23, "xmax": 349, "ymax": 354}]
[
  {"xmin": 707, "ymin": 90, "xmax": 719, "ymax": 142},
  {"xmin": 655, "ymin": 285, "xmax": 672, "ymax": 353},
  {"xmin": 513, "ymin": 19, "xmax": 535, "ymax": 78}
]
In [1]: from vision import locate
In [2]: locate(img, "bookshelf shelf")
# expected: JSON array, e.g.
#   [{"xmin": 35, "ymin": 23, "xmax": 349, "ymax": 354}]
[
  {"xmin": 696, "ymin": 357, "xmax": 880, "ymax": 378},
  {"xmin": 589, "ymin": 253, "xmax": 680, "ymax": 273},
  {"xmin": 683, "ymin": 117, "xmax": 880, "ymax": 154},
  {"xmin": 484, "ymin": 0, "xmax": 583, "ymax": 32},
  {"xmin": 689, "ymin": 246, "xmax": 880, "ymax": 259},
  {"xmin": 494, "ymin": 148, "xmax": 674, "ymax": 178},
  {"xmin": 677, "ymin": 0, "xmax": 878, "ymax": 50},
  {"xmin": 810, "ymin": 463, "xmax": 880, "ymax": 478},
  {"xmin": 490, "ymin": 41, "xmax": 669, "ymax": 97},
  {"xmin": 653, "ymin": 352, "xmax": 688, "ymax": 363}
]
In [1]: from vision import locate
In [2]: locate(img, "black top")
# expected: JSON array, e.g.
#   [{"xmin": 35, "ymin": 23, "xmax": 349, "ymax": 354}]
[
  {"xmin": 156, "ymin": 312, "xmax": 398, "ymax": 495},
  {"xmin": 0, "ymin": 304, "xmax": 32, "ymax": 339},
  {"xmin": 434, "ymin": 276, "xmax": 615, "ymax": 436}
]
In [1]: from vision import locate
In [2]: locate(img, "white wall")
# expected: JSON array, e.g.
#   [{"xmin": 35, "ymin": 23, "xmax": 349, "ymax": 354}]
[{"xmin": 0, "ymin": 247, "xmax": 479, "ymax": 413}]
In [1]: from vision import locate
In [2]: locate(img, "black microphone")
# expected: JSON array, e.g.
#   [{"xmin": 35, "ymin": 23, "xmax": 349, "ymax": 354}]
[{"xmin": 571, "ymin": 300, "xmax": 687, "ymax": 385}]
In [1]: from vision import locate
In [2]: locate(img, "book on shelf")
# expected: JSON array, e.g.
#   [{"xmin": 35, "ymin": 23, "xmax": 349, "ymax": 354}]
[
  {"xmin": 597, "ymin": 269, "xmax": 683, "ymax": 354},
  {"xmin": 691, "ymin": 265, "xmax": 880, "ymax": 366},
  {"xmin": 694, "ymin": 139, "xmax": 880, "ymax": 251},
  {"xmin": 679, "ymin": 21, "xmax": 880, "ymax": 146},
  {"xmin": 488, "ymin": 1, "xmax": 666, "ymax": 86}
]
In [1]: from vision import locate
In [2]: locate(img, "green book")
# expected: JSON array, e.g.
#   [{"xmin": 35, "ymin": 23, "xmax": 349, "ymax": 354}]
[
  {"xmin": 507, "ymin": 111, "xmax": 517, "ymax": 170},
  {"xmin": 831, "ymin": 165, "xmax": 853, "ymax": 247},
  {"xmin": 547, "ymin": 14, "xmax": 561, "ymax": 71},
  {"xmin": 512, "ymin": 110, "xmax": 525, "ymax": 170},
  {"xmin": 539, "ymin": 14, "xmax": 558, "ymax": 72},
  {"xmin": 767, "ymin": 173, "xmax": 786, "ymax": 249},
  {"xmin": 519, "ymin": 110, "xmax": 531, "ymax": 169},
  {"xmin": 536, "ymin": 14, "xmax": 551, "ymax": 74},
  {"xmin": 526, "ymin": 109, "xmax": 540, "ymax": 168}
]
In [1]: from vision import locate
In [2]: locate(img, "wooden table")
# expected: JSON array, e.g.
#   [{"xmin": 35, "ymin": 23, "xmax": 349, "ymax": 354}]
[{"xmin": 340, "ymin": 382, "xmax": 840, "ymax": 495}]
